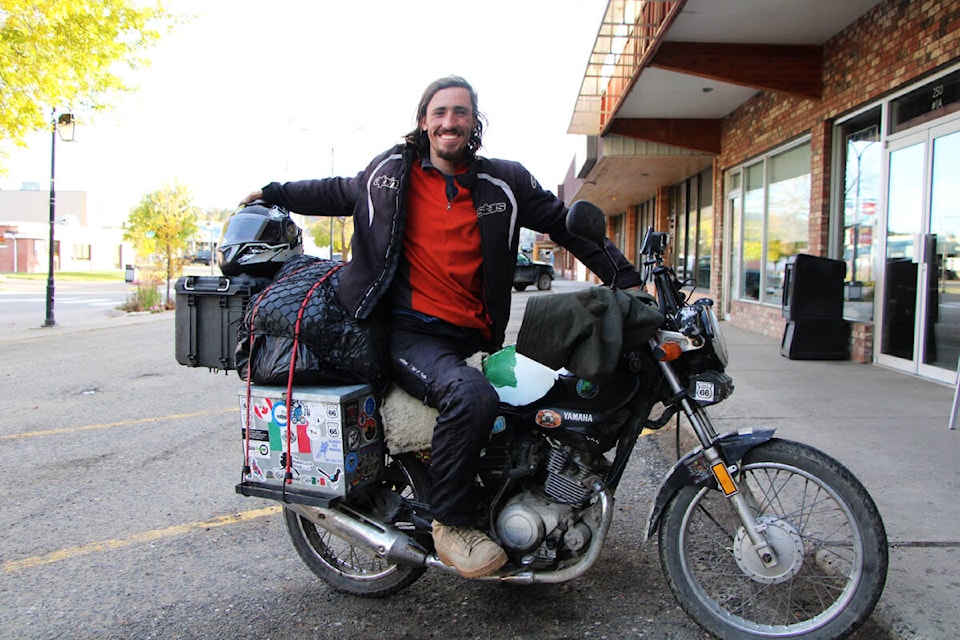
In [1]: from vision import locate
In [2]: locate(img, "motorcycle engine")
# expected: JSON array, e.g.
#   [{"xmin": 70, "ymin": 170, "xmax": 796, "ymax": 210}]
[
  {"xmin": 494, "ymin": 442, "xmax": 604, "ymax": 564},
  {"xmin": 496, "ymin": 493, "xmax": 573, "ymax": 553}
]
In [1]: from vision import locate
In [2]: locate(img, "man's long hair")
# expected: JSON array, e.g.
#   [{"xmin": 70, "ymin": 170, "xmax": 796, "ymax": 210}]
[{"xmin": 404, "ymin": 75, "xmax": 486, "ymax": 158}]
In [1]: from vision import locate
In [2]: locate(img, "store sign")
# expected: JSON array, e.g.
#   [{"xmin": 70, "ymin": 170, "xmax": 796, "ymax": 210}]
[{"xmin": 891, "ymin": 69, "xmax": 960, "ymax": 133}]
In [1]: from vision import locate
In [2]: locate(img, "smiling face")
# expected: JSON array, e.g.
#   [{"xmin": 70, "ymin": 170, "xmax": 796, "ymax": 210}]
[{"xmin": 420, "ymin": 87, "xmax": 477, "ymax": 174}]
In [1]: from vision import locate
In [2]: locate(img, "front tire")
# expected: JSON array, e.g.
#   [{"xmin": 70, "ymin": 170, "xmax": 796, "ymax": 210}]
[
  {"xmin": 284, "ymin": 453, "xmax": 432, "ymax": 598},
  {"xmin": 658, "ymin": 439, "xmax": 887, "ymax": 639}
]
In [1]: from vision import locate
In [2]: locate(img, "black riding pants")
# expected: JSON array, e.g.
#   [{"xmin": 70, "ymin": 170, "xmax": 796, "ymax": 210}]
[{"xmin": 388, "ymin": 314, "xmax": 499, "ymax": 526}]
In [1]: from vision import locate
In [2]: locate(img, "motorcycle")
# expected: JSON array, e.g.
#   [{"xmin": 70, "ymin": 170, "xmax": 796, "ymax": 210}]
[{"xmin": 235, "ymin": 201, "xmax": 888, "ymax": 640}]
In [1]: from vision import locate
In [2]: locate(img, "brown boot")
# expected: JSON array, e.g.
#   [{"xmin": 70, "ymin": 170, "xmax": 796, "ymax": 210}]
[{"xmin": 432, "ymin": 520, "xmax": 508, "ymax": 578}]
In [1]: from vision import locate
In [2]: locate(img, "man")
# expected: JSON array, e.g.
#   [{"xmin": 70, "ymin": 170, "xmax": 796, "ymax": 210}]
[{"xmin": 242, "ymin": 76, "xmax": 640, "ymax": 578}]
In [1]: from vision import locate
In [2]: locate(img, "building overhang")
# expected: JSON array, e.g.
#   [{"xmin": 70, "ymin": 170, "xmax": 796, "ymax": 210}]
[
  {"xmin": 566, "ymin": 0, "xmax": 883, "ymax": 208},
  {"xmin": 563, "ymin": 135, "xmax": 713, "ymax": 214}
]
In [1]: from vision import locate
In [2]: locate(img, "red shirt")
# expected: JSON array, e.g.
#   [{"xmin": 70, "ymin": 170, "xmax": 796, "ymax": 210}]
[{"xmin": 396, "ymin": 160, "xmax": 489, "ymax": 336}]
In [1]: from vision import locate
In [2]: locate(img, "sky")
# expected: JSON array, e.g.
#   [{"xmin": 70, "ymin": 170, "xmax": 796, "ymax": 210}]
[{"xmin": 0, "ymin": 0, "xmax": 608, "ymax": 226}]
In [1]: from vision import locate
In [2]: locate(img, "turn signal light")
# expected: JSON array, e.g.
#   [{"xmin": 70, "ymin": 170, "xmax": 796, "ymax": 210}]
[{"xmin": 656, "ymin": 341, "xmax": 683, "ymax": 361}]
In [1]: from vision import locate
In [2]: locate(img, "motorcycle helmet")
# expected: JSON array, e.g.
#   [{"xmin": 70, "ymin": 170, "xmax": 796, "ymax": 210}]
[{"xmin": 217, "ymin": 201, "xmax": 303, "ymax": 277}]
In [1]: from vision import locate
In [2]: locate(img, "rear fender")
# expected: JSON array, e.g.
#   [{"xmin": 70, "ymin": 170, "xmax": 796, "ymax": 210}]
[{"xmin": 645, "ymin": 428, "xmax": 775, "ymax": 539}]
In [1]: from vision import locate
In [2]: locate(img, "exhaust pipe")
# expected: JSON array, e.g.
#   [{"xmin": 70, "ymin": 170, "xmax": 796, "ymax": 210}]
[
  {"xmin": 288, "ymin": 487, "xmax": 613, "ymax": 583},
  {"xmin": 286, "ymin": 502, "xmax": 431, "ymax": 567}
]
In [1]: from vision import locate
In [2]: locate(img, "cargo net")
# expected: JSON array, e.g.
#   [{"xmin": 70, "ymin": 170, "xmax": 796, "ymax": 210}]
[{"xmin": 236, "ymin": 255, "xmax": 389, "ymax": 386}]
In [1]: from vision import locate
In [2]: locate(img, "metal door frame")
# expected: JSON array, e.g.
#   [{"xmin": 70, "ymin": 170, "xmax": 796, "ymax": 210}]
[{"xmin": 876, "ymin": 117, "xmax": 960, "ymax": 383}]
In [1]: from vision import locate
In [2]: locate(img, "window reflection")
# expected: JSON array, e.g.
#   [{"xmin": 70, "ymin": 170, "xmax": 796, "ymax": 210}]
[
  {"xmin": 742, "ymin": 163, "xmax": 764, "ymax": 301},
  {"xmin": 767, "ymin": 145, "xmax": 811, "ymax": 305},
  {"xmin": 841, "ymin": 116, "xmax": 881, "ymax": 320}
]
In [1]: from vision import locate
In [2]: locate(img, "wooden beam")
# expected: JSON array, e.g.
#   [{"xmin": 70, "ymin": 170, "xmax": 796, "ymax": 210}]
[
  {"xmin": 608, "ymin": 118, "xmax": 721, "ymax": 154},
  {"xmin": 651, "ymin": 42, "xmax": 822, "ymax": 100}
]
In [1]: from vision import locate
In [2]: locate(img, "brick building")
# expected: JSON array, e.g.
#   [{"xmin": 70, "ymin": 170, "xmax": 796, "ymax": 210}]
[{"xmin": 561, "ymin": 0, "xmax": 960, "ymax": 383}]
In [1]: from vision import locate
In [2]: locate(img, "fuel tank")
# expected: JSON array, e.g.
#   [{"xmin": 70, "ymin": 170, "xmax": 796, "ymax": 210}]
[{"xmin": 483, "ymin": 346, "xmax": 641, "ymax": 454}]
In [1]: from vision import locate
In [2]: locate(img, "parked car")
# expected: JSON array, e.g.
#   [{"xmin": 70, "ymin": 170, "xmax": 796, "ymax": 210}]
[
  {"xmin": 514, "ymin": 253, "xmax": 555, "ymax": 291},
  {"xmin": 189, "ymin": 249, "xmax": 212, "ymax": 265}
]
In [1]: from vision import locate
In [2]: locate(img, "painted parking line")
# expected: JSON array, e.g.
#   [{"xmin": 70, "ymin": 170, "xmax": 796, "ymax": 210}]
[
  {"xmin": 56, "ymin": 298, "xmax": 114, "ymax": 304},
  {"xmin": 2, "ymin": 408, "xmax": 234, "ymax": 440},
  {"xmin": 2, "ymin": 506, "xmax": 282, "ymax": 574}
]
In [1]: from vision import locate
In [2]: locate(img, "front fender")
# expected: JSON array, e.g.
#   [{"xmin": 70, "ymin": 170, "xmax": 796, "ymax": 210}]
[{"xmin": 645, "ymin": 428, "xmax": 775, "ymax": 539}]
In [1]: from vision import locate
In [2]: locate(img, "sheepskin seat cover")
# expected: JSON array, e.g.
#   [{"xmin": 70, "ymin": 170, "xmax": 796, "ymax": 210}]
[{"xmin": 380, "ymin": 353, "xmax": 484, "ymax": 454}]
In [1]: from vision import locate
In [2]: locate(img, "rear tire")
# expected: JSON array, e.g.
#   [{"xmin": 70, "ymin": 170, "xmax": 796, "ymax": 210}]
[
  {"xmin": 658, "ymin": 439, "xmax": 887, "ymax": 639},
  {"xmin": 284, "ymin": 453, "xmax": 432, "ymax": 598},
  {"xmin": 514, "ymin": 283, "xmax": 528, "ymax": 291},
  {"xmin": 536, "ymin": 273, "xmax": 552, "ymax": 290}
]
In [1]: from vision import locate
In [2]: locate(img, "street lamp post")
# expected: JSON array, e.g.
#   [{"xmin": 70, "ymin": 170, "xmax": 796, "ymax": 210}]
[
  {"xmin": 43, "ymin": 111, "xmax": 76, "ymax": 328},
  {"xmin": 205, "ymin": 221, "xmax": 216, "ymax": 274}
]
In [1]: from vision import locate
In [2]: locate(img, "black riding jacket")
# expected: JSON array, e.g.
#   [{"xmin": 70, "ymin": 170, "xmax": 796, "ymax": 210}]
[{"xmin": 261, "ymin": 143, "xmax": 641, "ymax": 350}]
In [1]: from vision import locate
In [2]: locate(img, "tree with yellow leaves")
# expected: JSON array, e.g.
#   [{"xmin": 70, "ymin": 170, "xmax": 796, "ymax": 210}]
[{"xmin": 0, "ymin": 0, "xmax": 172, "ymax": 165}]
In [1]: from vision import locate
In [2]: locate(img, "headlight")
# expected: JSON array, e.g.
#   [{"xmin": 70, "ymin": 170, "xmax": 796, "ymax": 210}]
[
  {"xmin": 700, "ymin": 304, "xmax": 729, "ymax": 368},
  {"xmin": 673, "ymin": 299, "xmax": 729, "ymax": 368}
]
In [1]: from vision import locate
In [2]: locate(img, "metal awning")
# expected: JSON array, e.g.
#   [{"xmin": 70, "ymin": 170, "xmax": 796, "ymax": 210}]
[{"xmin": 569, "ymin": 0, "xmax": 684, "ymax": 136}]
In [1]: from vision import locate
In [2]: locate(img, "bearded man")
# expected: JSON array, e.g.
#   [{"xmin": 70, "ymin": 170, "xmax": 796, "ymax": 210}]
[{"xmin": 242, "ymin": 75, "xmax": 640, "ymax": 578}]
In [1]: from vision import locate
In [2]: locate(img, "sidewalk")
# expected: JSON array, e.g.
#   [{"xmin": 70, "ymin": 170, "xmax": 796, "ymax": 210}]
[{"xmin": 714, "ymin": 323, "xmax": 959, "ymax": 640}]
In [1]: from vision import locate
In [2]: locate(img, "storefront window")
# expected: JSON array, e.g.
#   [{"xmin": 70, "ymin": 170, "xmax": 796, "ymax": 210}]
[
  {"xmin": 767, "ymin": 144, "xmax": 811, "ymax": 305},
  {"xmin": 727, "ymin": 172, "xmax": 742, "ymax": 303},
  {"xmin": 675, "ymin": 183, "xmax": 689, "ymax": 280},
  {"xmin": 840, "ymin": 111, "xmax": 881, "ymax": 320},
  {"xmin": 742, "ymin": 163, "xmax": 765, "ymax": 301},
  {"xmin": 666, "ymin": 170, "xmax": 714, "ymax": 291},
  {"xmin": 696, "ymin": 170, "xmax": 713, "ymax": 289},
  {"xmin": 729, "ymin": 140, "xmax": 812, "ymax": 306},
  {"xmin": 611, "ymin": 213, "xmax": 625, "ymax": 251},
  {"xmin": 634, "ymin": 198, "xmax": 655, "ymax": 267}
]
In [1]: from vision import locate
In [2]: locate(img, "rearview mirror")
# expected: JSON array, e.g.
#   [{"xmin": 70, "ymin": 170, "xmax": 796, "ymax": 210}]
[
  {"xmin": 565, "ymin": 201, "xmax": 606, "ymax": 247},
  {"xmin": 639, "ymin": 226, "xmax": 669, "ymax": 257}
]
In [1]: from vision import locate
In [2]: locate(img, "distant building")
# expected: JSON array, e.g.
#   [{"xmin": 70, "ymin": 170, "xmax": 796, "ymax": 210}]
[{"xmin": 0, "ymin": 189, "xmax": 131, "ymax": 273}]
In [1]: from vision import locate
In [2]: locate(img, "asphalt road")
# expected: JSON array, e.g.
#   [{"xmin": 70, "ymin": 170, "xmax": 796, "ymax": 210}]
[
  {"xmin": 0, "ymin": 279, "xmax": 134, "ymax": 330},
  {"xmin": 0, "ymin": 279, "xmax": 894, "ymax": 640}
]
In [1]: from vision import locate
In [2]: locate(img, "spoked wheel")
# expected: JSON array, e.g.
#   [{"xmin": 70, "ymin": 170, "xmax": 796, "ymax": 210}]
[
  {"xmin": 284, "ymin": 453, "xmax": 432, "ymax": 598},
  {"xmin": 658, "ymin": 439, "xmax": 888, "ymax": 639}
]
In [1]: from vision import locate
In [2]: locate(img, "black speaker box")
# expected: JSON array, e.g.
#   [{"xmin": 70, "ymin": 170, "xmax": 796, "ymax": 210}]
[
  {"xmin": 782, "ymin": 254, "xmax": 846, "ymax": 321},
  {"xmin": 781, "ymin": 319, "xmax": 849, "ymax": 360}
]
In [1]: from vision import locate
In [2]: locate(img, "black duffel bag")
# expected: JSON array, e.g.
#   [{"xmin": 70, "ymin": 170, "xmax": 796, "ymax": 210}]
[{"xmin": 236, "ymin": 255, "xmax": 389, "ymax": 386}]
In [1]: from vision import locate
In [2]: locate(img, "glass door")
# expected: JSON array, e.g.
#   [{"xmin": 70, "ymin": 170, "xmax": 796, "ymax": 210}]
[
  {"xmin": 878, "ymin": 136, "xmax": 925, "ymax": 369},
  {"xmin": 920, "ymin": 125, "xmax": 960, "ymax": 380},
  {"xmin": 878, "ymin": 120, "xmax": 960, "ymax": 383}
]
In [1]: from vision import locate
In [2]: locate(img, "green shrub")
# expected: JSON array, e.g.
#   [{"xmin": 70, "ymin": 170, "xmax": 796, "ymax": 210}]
[{"xmin": 119, "ymin": 268, "xmax": 174, "ymax": 312}]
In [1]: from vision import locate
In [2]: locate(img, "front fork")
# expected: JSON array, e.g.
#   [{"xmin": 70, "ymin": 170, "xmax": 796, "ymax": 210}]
[{"xmin": 655, "ymin": 352, "xmax": 780, "ymax": 569}]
